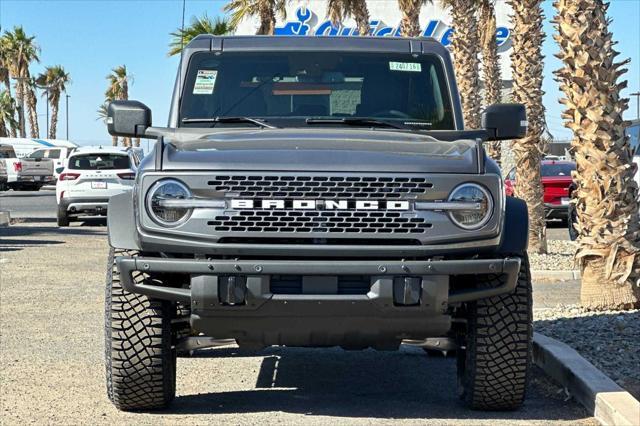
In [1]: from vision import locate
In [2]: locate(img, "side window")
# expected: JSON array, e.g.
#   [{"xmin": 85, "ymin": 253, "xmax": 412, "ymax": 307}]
[
  {"xmin": 47, "ymin": 149, "xmax": 61, "ymax": 159},
  {"xmin": 29, "ymin": 150, "xmax": 46, "ymax": 159}
]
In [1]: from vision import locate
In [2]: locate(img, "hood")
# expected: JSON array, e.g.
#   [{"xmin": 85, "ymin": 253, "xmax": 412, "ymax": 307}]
[{"xmin": 160, "ymin": 128, "xmax": 480, "ymax": 174}]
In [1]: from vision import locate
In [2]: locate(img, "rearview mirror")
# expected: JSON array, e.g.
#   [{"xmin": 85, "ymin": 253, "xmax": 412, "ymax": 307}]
[
  {"xmin": 107, "ymin": 100, "xmax": 152, "ymax": 138},
  {"xmin": 482, "ymin": 103, "xmax": 527, "ymax": 141}
]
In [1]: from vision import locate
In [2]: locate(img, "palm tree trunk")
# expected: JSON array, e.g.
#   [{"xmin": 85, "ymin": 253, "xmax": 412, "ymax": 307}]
[
  {"xmin": 134, "ymin": 138, "xmax": 140, "ymax": 147},
  {"xmin": 49, "ymin": 101, "xmax": 59, "ymax": 139},
  {"xmin": 352, "ymin": 0, "xmax": 371, "ymax": 36},
  {"xmin": 508, "ymin": 0, "xmax": 547, "ymax": 254},
  {"xmin": 25, "ymin": 83, "xmax": 39, "ymax": 138},
  {"xmin": 0, "ymin": 118, "xmax": 7, "ymax": 137},
  {"xmin": 112, "ymin": 136, "xmax": 119, "ymax": 146},
  {"xmin": 257, "ymin": 0, "xmax": 276, "ymax": 35},
  {"xmin": 479, "ymin": 0, "xmax": 502, "ymax": 163},
  {"xmin": 2, "ymin": 73, "xmax": 11, "ymax": 97},
  {"xmin": 554, "ymin": 0, "xmax": 640, "ymax": 310},
  {"xmin": 447, "ymin": 0, "xmax": 482, "ymax": 129},
  {"xmin": 14, "ymin": 80, "xmax": 26, "ymax": 138},
  {"xmin": 398, "ymin": 0, "xmax": 422, "ymax": 37}
]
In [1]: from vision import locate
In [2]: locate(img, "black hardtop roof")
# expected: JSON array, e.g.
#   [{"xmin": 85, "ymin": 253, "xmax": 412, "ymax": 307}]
[{"xmin": 184, "ymin": 34, "xmax": 449, "ymax": 56}]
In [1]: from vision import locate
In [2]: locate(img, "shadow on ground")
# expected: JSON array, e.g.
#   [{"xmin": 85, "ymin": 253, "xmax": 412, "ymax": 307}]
[
  {"xmin": 1, "ymin": 221, "xmax": 106, "ymax": 238},
  {"xmin": 159, "ymin": 346, "xmax": 589, "ymax": 421}
]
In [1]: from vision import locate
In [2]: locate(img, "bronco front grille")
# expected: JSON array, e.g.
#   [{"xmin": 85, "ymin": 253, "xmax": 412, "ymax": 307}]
[
  {"xmin": 208, "ymin": 210, "xmax": 432, "ymax": 234},
  {"xmin": 208, "ymin": 175, "xmax": 433, "ymax": 199}
]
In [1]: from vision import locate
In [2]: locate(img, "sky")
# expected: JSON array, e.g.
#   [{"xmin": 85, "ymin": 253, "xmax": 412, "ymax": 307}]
[{"xmin": 1, "ymin": 0, "xmax": 639, "ymax": 147}]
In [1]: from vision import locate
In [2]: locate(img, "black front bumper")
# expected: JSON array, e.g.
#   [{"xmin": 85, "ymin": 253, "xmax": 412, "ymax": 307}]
[{"xmin": 116, "ymin": 256, "xmax": 521, "ymax": 347}]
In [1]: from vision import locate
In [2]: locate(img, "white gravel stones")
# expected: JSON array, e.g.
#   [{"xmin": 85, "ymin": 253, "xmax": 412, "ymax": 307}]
[
  {"xmin": 534, "ymin": 305, "xmax": 640, "ymax": 399},
  {"xmin": 530, "ymin": 240, "xmax": 577, "ymax": 271}
]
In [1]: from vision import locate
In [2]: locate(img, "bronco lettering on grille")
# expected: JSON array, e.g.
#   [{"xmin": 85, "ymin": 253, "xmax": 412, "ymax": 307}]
[{"xmin": 231, "ymin": 199, "xmax": 410, "ymax": 210}]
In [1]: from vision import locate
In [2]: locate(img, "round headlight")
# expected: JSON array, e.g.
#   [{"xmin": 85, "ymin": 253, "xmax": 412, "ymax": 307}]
[
  {"xmin": 146, "ymin": 179, "xmax": 192, "ymax": 226},
  {"xmin": 447, "ymin": 183, "xmax": 493, "ymax": 230}
]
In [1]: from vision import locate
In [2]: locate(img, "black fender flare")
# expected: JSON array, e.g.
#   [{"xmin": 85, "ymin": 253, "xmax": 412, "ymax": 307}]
[
  {"xmin": 107, "ymin": 191, "xmax": 141, "ymax": 250},
  {"xmin": 497, "ymin": 196, "xmax": 529, "ymax": 255}
]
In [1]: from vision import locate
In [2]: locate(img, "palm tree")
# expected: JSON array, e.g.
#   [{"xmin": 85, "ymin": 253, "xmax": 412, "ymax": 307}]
[
  {"xmin": 0, "ymin": 90, "xmax": 18, "ymax": 137},
  {"xmin": 508, "ymin": 0, "xmax": 547, "ymax": 254},
  {"xmin": 36, "ymin": 65, "xmax": 71, "ymax": 139},
  {"xmin": 554, "ymin": 0, "xmax": 640, "ymax": 309},
  {"xmin": 2, "ymin": 26, "xmax": 40, "ymax": 138},
  {"xmin": 169, "ymin": 14, "xmax": 232, "ymax": 56},
  {"xmin": 0, "ymin": 38, "xmax": 12, "ymax": 96},
  {"xmin": 398, "ymin": 0, "xmax": 430, "ymax": 37},
  {"xmin": 97, "ymin": 102, "xmax": 119, "ymax": 147},
  {"xmin": 24, "ymin": 76, "xmax": 39, "ymax": 138},
  {"xmin": 0, "ymin": 37, "xmax": 16, "ymax": 137},
  {"xmin": 327, "ymin": 0, "xmax": 371, "ymax": 36},
  {"xmin": 224, "ymin": 0, "xmax": 288, "ymax": 35},
  {"xmin": 478, "ymin": 0, "xmax": 502, "ymax": 162},
  {"xmin": 105, "ymin": 65, "xmax": 134, "ymax": 147},
  {"xmin": 440, "ymin": 0, "xmax": 481, "ymax": 129}
]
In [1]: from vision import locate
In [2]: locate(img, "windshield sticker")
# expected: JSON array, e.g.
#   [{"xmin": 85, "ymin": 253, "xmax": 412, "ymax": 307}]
[
  {"xmin": 389, "ymin": 62, "xmax": 422, "ymax": 72},
  {"xmin": 193, "ymin": 70, "xmax": 218, "ymax": 95}
]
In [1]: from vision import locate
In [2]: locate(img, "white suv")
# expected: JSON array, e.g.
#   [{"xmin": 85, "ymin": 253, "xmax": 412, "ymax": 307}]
[{"xmin": 56, "ymin": 146, "xmax": 139, "ymax": 226}]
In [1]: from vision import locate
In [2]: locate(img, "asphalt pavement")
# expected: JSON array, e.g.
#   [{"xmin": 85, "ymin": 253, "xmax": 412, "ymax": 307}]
[{"xmin": 0, "ymin": 190, "xmax": 595, "ymax": 424}]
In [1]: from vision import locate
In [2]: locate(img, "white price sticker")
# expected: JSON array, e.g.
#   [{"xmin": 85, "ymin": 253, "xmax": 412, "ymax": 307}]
[
  {"xmin": 193, "ymin": 70, "xmax": 218, "ymax": 95},
  {"xmin": 389, "ymin": 62, "xmax": 422, "ymax": 72}
]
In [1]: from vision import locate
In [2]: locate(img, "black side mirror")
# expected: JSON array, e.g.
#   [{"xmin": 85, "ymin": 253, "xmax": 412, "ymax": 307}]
[
  {"xmin": 482, "ymin": 103, "xmax": 527, "ymax": 141},
  {"xmin": 55, "ymin": 167, "xmax": 64, "ymax": 174},
  {"xmin": 107, "ymin": 100, "xmax": 152, "ymax": 138}
]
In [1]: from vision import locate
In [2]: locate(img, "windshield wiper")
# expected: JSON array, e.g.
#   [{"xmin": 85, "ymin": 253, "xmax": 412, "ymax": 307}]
[
  {"xmin": 181, "ymin": 116, "xmax": 277, "ymax": 129},
  {"xmin": 305, "ymin": 117, "xmax": 409, "ymax": 130}
]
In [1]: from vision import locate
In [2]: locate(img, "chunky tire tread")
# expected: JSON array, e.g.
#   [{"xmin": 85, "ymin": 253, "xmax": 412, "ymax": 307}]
[
  {"xmin": 459, "ymin": 254, "xmax": 532, "ymax": 410},
  {"xmin": 105, "ymin": 248, "xmax": 176, "ymax": 411}
]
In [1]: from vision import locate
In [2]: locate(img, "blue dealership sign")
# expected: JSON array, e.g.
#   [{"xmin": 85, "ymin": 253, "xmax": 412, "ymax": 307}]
[{"xmin": 275, "ymin": 7, "xmax": 511, "ymax": 48}]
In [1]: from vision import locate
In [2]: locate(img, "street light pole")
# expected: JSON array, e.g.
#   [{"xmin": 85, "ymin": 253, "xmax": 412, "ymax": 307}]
[
  {"xmin": 45, "ymin": 90, "xmax": 50, "ymax": 138},
  {"xmin": 65, "ymin": 94, "xmax": 70, "ymax": 140},
  {"xmin": 630, "ymin": 92, "xmax": 640, "ymax": 120}
]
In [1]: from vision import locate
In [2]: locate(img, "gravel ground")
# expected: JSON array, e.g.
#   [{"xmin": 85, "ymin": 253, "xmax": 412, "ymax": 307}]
[
  {"xmin": 529, "ymin": 240, "xmax": 577, "ymax": 271},
  {"xmin": 0, "ymin": 219, "xmax": 596, "ymax": 425},
  {"xmin": 534, "ymin": 306, "xmax": 640, "ymax": 399}
]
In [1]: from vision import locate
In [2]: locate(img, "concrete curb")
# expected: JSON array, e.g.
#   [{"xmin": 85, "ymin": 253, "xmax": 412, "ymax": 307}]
[
  {"xmin": 533, "ymin": 332, "xmax": 640, "ymax": 426},
  {"xmin": 531, "ymin": 269, "xmax": 581, "ymax": 281},
  {"xmin": 0, "ymin": 210, "xmax": 10, "ymax": 227}
]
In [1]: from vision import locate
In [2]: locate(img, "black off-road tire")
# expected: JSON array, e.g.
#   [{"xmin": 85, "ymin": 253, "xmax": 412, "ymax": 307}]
[
  {"xmin": 105, "ymin": 248, "xmax": 176, "ymax": 411},
  {"xmin": 457, "ymin": 254, "xmax": 532, "ymax": 410},
  {"xmin": 57, "ymin": 205, "xmax": 70, "ymax": 227}
]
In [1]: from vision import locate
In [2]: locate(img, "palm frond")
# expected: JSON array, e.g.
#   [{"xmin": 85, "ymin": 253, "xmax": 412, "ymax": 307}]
[{"xmin": 168, "ymin": 14, "xmax": 232, "ymax": 56}]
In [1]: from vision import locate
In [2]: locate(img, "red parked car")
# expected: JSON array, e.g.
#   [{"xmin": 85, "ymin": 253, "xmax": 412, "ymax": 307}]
[{"xmin": 505, "ymin": 160, "xmax": 576, "ymax": 222}]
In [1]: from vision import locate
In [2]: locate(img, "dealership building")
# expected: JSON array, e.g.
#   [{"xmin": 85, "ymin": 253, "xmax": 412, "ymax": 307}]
[{"xmin": 234, "ymin": 0, "xmax": 515, "ymax": 89}]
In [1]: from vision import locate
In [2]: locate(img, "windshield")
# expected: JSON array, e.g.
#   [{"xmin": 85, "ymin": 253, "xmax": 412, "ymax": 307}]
[
  {"xmin": 68, "ymin": 154, "xmax": 130, "ymax": 170},
  {"xmin": 541, "ymin": 163, "xmax": 575, "ymax": 177},
  {"xmin": 179, "ymin": 52, "xmax": 455, "ymax": 130}
]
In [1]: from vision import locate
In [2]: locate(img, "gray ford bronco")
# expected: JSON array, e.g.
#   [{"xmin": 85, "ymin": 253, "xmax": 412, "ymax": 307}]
[{"xmin": 104, "ymin": 35, "xmax": 531, "ymax": 411}]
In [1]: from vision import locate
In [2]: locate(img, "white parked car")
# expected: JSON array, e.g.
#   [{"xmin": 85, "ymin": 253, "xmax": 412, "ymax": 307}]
[{"xmin": 55, "ymin": 146, "xmax": 139, "ymax": 226}]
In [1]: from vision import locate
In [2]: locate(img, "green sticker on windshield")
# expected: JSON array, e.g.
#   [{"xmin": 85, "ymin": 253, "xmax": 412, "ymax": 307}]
[
  {"xmin": 193, "ymin": 70, "xmax": 218, "ymax": 95},
  {"xmin": 389, "ymin": 62, "xmax": 422, "ymax": 72}
]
